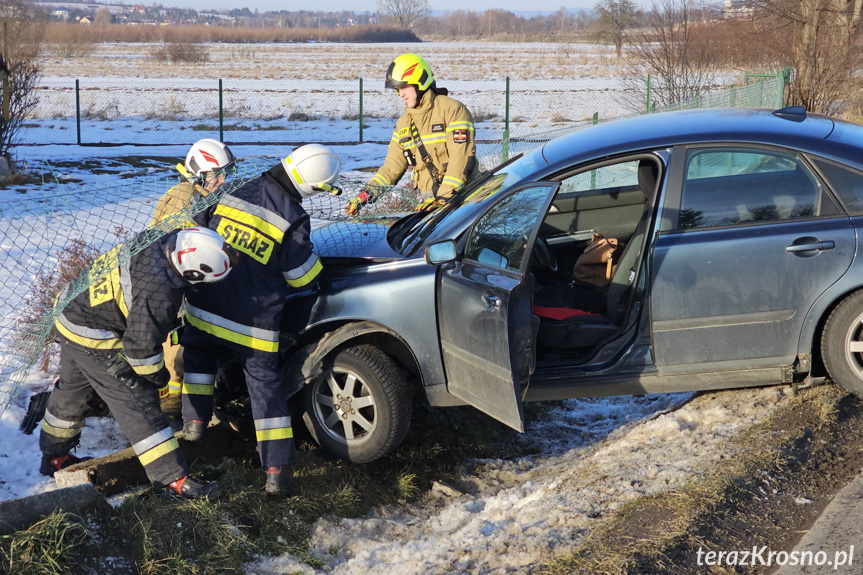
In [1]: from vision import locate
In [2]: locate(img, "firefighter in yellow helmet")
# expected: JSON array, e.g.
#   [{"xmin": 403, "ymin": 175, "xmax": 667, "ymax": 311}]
[{"xmin": 345, "ymin": 53, "xmax": 478, "ymax": 216}]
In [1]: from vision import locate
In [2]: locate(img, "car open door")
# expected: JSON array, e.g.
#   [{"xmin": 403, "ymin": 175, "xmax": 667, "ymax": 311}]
[{"xmin": 437, "ymin": 183, "xmax": 559, "ymax": 432}]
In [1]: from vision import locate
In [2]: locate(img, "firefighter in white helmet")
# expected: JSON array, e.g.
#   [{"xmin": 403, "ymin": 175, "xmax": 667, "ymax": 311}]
[
  {"xmin": 180, "ymin": 144, "xmax": 341, "ymax": 497},
  {"xmin": 150, "ymin": 139, "xmax": 237, "ymax": 421},
  {"xmin": 40, "ymin": 227, "xmax": 239, "ymax": 500},
  {"xmin": 346, "ymin": 53, "xmax": 478, "ymax": 216}
]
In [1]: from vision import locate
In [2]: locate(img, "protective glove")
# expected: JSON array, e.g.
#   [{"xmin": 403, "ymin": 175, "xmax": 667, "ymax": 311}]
[
  {"xmin": 345, "ymin": 190, "xmax": 372, "ymax": 216},
  {"xmin": 104, "ymin": 353, "xmax": 142, "ymax": 389},
  {"xmin": 414, "ymin": 197, "xmax": 446, "ymax": 212},
  {"xmin": 142, "ymin": 366, "xmax": 170, "ymax": 388}
]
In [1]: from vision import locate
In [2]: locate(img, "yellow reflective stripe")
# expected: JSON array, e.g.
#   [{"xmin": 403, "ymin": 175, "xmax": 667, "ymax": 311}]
[
  {"xmin": 168, "ymin": 380, "xmax": 182, "ymax": 394},
  {"xmin": 41, "ymin": 420, "xmax": 83, "ymax": 439},
  {"xmin": 291, "ymin": 168, "xmax": 304, "ymax": 184},
  {"xmin": 447, "ymin": 122, "xmax": 474, "ymax": 130},
  {"xmin": 256, "ymin": 428, "xmax": 294, "ymax": 442},
  {"xmin": 55, "ymin": 318, "xmax": 122, "ymax": 350},
  {"xmin": 442, "ymin": 176, "xmax": 465, "ymax": 188},
  {"xmin": 370, "ymin": 174, "xmax": 390, "ymax": 186},
  {"xmin": 138, "ymin": 438, "xmax": 180, "ymax": 467},
  {"xmin": 182, "ymin": 382, "xmax": 215, "ymax": 396},
  {"xmin": 131, "ymin": 359, "xmax": 164, "ymax": 376},
  {"xmin": 285, "ymin": 256, "xmax": 322, "ymax": 288},
  {"xmin": 185, "ymin": 310, "xmax": 279, "ymax": 353},
  {"xmin": 215, "ymin": 204, "xmax": 285, "ymax": 244},
  {"xmin": 421, "ymin": 135, "xmax": 446, "ymax": 144}
]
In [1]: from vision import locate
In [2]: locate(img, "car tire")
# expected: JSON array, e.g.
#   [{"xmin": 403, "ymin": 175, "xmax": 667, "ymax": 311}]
[
  {"xmin": 822, "ymin": 290, "xmax": 863, "ymax": 397},
  {"xmin": 302, "ymin": 345, "xmax": 411, "ymax": 463}
]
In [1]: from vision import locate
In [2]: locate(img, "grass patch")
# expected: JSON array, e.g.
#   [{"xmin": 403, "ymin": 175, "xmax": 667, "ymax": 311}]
[{"xmin": 0, "ymin": 512, "xmax": 88, "ymax": 575}]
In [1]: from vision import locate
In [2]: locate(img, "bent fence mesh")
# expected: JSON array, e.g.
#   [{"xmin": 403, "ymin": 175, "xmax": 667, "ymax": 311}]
[{"xmin": 0, "ymin": 76, "xmax": 785, "ymax": 416}]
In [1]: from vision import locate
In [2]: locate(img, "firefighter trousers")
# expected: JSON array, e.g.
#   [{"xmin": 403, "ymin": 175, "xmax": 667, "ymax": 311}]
[
  {"xmin": 181, "ymin": 325, "xmax": 297, "ymax": 468},
  {"xmin": 39, "ymin": 343, "xmax": 188, "ymax": 487}
]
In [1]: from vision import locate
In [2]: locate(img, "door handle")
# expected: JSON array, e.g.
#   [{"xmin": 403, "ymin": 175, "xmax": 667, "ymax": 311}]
[
  {"xmin": 785, "ymin": 240, "xmax": 835, "ymax": 253},
  {"xmin": 482, "ymin": 294, "xmax": 501, "ymax": 311}
]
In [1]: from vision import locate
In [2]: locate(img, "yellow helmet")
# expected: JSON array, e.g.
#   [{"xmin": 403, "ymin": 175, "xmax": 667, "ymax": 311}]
[{"xmin": 385, "ymin": 53, "xmax": 434, "ymax": 92}]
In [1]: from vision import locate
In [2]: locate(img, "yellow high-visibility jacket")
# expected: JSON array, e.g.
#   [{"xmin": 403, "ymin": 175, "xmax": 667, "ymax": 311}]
[{"xmin": 368, "ymin": 90, "xmax": 478, "ymax": 199}]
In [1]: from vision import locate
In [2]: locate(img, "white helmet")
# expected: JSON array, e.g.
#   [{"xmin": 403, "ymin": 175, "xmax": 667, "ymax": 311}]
[
  {"xmin": 282, "ymin": 144, "xmax": 341, "ymax": 199},
  {"xmin": 184, "ymin": 139, "xmax": 236, "ymax": 180},
  {"xmin": 167, "ymin": 227, "xmax": 239, "ymax": 284}
]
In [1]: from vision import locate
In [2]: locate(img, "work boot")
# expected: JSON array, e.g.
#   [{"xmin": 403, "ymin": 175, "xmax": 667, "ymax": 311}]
[
  {"xmin": 265, "ymin": 466, "xmax": 299, "ymax": 497},
  {"xmin": 39, "ymin": 453, "xmax": 93, "ymax": 477},
  {"xmin": 182, "ymin": 419, "xmax": 205, "ymax": 442},
  {"xmin": 156, "ymin": 475, "xmax": 222, "ymax": 501}
]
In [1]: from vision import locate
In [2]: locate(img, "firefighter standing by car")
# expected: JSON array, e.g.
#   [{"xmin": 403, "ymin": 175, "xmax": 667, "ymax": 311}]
[
  {"xmin": 345, "ymin": 53, "xmax": 478, "ymax": 216},
  {"xmin": 180, "ymin": 144, "xmax": 341, "ymax": 497},
  {"xmin": 149, "ymin": 139, "xmax": 237, "ymax": 422},
  {"xmin": 40, "ymin": 227, "xmax": 239, "ymax": 500}
]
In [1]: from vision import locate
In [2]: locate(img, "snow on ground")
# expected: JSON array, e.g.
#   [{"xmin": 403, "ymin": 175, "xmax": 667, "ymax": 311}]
[{"xmin": 245, "ymin": 387, "xmax": 792, "ymax": 575}]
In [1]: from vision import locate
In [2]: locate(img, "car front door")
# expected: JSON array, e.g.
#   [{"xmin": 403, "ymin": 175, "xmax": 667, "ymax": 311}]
[
  {"xmin": 437, "ymin": 183, "xmax": 559, "ymax": 431},
  {"xmin": 651, "ymin": 145, "xmax": 855, "ymax": 371}
]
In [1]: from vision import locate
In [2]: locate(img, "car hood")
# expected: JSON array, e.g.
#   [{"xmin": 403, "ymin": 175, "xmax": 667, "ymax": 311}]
[{"xmin": 311, "ymin": 219, "xmax": 402, "ymax": 261}]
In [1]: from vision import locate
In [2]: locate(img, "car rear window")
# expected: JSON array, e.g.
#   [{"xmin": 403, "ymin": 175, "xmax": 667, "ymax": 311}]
[
  {"xmin": 678, "ymin": 148, "xmax": 830, "ymax": 229},
  {"xmin": 813, "ymin": 159, "xmax": 863, "ymax": 215}
]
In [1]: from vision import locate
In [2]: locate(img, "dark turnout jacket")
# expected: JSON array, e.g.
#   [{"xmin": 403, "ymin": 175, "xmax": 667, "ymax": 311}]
[{"xmin": 54, "ymin": 232, "xmax": 184, "ymax": 380}]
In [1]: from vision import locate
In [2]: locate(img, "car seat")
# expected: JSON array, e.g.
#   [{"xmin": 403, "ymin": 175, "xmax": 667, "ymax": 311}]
[{"xmin": 535, "ymin": 159, "xmax": 659, "ymax": 354}]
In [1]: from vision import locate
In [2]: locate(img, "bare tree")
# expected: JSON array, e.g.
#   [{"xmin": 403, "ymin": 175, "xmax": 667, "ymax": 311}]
[
  {"xmin": 93, "ymin": 7, "xmax": 112, "ymax": 26},
  {"xmin": 376, "ymin": 0, "xmax": 430, "ymax": 29},
  {"xmin": 593, "ymin": 0, "xmax": 637, "ymax": 58},
  {"xmin": 620, "ymin": 0, "xmax": 719, "ymax": 110},
  {"xmin": 0, "ymin": 0, "xmax": 44, "ymax": 162},
  {"xmin": 749, "ymin": 0, "xmax": 862, "ymax": 113}
]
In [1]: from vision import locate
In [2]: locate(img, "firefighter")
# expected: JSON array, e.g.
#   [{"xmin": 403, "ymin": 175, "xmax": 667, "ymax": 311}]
[
  {"xmin": 346, "ymin": 53, "xmax": 478, "ymax": 216},
  {"xmin": 150, "ymin": 139, "xmax": 237, "ymax": 420},
  {"xmin": 40, "ymin": 227, "xmax": 239, "ymax": 500},
  {"xmin": 180, "ymin": 144, "xmax": 341, "ymax": 497}
]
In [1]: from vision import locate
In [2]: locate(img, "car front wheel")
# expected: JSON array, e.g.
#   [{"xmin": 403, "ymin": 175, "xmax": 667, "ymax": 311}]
[
  {"xmin": 822, "ymin": 290, "xmax": 863, "ymax": 397},
  {"xmin": 302, "ymin": 344, "xmax": 411, "ymax": 463}
]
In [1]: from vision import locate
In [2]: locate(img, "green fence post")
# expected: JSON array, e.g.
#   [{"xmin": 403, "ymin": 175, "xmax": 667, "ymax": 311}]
[
  {"xmin": 781, "ymin": 66, "xmax": 791, "ymax": 108},
  {"xmin": 75, "ymin": 79, "xmax": 81, "ymax": 145},
  {"xmin": 218, "ymin": 79, "xmax": 224, "ymax": 142},
  {"xmin": 730, "ymin": 85, "xmax": 735, "ymax": 107},
  {"xmin": 359, "ymin": 77, "xmax": 364, "ymax": 143},
  {"xmin": 502, "ymin": 76, "xmax": 510, "ymax": 162},
  {"xmin": 695, "ymin": 91, "xmax": 700, "ymax": 108},
  {"xmin": 590, "ymin": 113, "xmax": 599, "ymax": 189},
  {"xmin": 646, "ymin": 74, "xmax": 652, "ymax": 113}
]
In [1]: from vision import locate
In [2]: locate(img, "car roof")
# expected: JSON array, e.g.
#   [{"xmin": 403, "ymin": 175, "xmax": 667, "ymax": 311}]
[{"xmin": 540, "ymin": 108, "xmax": 858, "ymax": 169}]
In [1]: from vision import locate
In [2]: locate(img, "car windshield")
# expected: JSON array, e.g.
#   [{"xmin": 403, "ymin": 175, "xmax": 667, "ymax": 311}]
[{"xmin": 388, "ymin": 151, "xmax": 548, "ymax": 255}]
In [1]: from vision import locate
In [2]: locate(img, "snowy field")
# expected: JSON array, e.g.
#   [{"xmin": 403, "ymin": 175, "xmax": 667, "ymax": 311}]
[{"xmin": 28, "ymin": 41, "xmax": 635, "ymax": 145}]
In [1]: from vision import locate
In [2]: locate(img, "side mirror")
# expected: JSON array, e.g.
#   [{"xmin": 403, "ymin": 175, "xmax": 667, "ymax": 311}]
[{"xmin": 425, "ymin": 240, "xmax": 457, "ymax": 265}]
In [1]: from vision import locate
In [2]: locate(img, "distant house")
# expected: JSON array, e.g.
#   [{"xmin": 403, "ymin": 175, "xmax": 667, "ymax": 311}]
[
  {"xmin": 724, "ymin": 0, "xmax": 753, "ymax": 18},
  {"xmin": 51, "ymin": 10, "xmax": 69, "ymax": 20},
  {"xmin": 78, "ymin": 17, "xmax": 91, "ymax": 25},
  {"xmin": 131, "ymin": 5, "xmax": 146, "ymax": 13},
  {"xmin": 368, "ymin": 16, "xmax": 378, "ymax": 24}
]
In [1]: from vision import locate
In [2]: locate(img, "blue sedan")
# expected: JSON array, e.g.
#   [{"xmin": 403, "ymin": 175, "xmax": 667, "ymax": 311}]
[{"xmin": 278, "ymin": 106, "xmax": 863, "ymax": 462}]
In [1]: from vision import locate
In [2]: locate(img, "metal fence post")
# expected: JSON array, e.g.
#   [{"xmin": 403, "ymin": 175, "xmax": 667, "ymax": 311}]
[
  {"xmin": 75, "ymin": 79, "xmax": 81, "ymax": 145},
  {"xmin": 359, "ymin": 77, "xmax": 364, "ymax": 143},
  {"xmin": 218, "ymin": 79, "xmax": 224, "ymax": 143},
  {"xmin": 646, "ymin": 74, "xmax": 652, "ymax": 113},
  {"xmin": 502, "ymin": 76, "xmax": 510, "ymax": 162},
  {"xmin": 730, "ymin": 85, "xmax": 735, "ymax": 107}
]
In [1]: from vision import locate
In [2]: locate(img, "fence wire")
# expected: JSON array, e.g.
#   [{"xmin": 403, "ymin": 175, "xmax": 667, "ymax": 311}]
[{"xmin": 0, "ymin": 75, "xmax": 785, "ymax": 415}]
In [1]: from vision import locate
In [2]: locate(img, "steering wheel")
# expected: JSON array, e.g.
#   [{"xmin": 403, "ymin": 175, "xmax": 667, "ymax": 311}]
[{"xmin": 533, "ymin": 234, "xmax": 558, "ymax": 274}]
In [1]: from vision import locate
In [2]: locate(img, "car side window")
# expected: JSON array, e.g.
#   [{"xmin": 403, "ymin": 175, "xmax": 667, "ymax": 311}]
[
  {"xmin": 678, "ymin": 148, "xmax": 824, "ymax": 230},
  {"xmin": 465, "ymin": 185, "xmax": 552, "ymax": 273},
  {"xmin": 813, "ymin": 158, "xmax": 863, "ymax": 215},
  {"xmin": 559, "ymin": 160, "xmax": 640, "ymax": 195}
]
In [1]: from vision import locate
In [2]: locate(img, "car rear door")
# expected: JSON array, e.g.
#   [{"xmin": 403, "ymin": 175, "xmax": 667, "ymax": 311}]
[
  {"xmin": 651, "ymin": 145, "xmax": 855, "ymax": 370},
  {"xmin": 437, "ymin": 183, "xmax": 559, "ymax": 432}
]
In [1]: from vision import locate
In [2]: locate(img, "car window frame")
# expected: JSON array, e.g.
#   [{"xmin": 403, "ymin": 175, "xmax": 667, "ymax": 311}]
[{"xmin": 661, "ymin": 143, "xmax": 843, "ymax": 233}]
